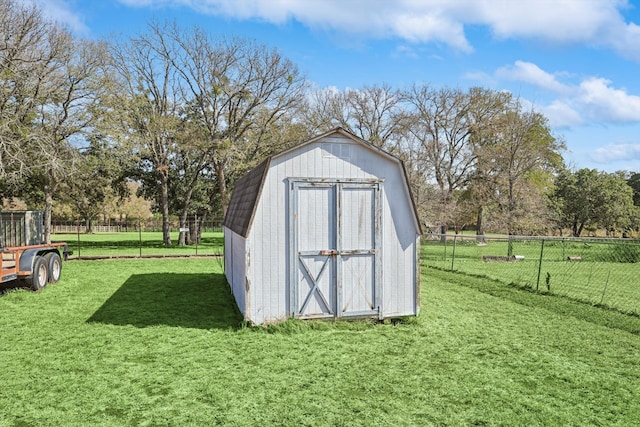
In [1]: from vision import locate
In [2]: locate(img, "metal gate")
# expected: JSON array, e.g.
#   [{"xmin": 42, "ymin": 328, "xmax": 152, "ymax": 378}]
[{"xmin": 289, "ymin": 179, "xmax": 382, "ymax": 319}]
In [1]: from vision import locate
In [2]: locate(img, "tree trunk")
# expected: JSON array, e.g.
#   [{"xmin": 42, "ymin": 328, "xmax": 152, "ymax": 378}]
[
  {"xmin": 572, "ymin": 220, "xmax": 583, "ymax": 237},
  {"xmin": 215, "ymin": 160, "xmax": 228, "ymax": 218},
  {"xmin": 507, "ymin": 177, "xmax": 515, "ymax": 236},
  {"xmin": 178, "ymin": 179, "xmax": 198, "ymax": 246},
  {"xmin": 43, "ymin": 172, "xmax": 58, "ymax": 244},
  {"xmin": 438, "ymin": 189, "xmax": 449, "ymax": 243},
  {"xmin": 197, "ymin": 212, "xmax": 208, "ymax": 243},
  {"xmin": 160, "ymin": 173, "xmax": 171, "ymax": 246},
  {"xmin": 187, "ymin": 215, "xmax": 201, "ymax": 244},
  {"xmin": 43, "ymin": 185, "xmax": 53, "ymax": 244},
  {"xmin": 439, "ymin": 224, "xmax": 447, "ymax": 243},
  {"xmin": 475, "ymin": 205, "xmax": 485, "ymax": 243},
  {"xmin": 178, "ymin": 210, "xmax": 189, "ymax": 246},
  {"xmin": 197, "ymin": 215, "xmax": 203, "ymax": 243}
]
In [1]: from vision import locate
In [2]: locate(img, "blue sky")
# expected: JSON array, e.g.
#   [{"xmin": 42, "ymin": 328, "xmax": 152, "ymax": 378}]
[{"xmin": 31, "ymin": 0, "xmax": 640, "ymax": 173}]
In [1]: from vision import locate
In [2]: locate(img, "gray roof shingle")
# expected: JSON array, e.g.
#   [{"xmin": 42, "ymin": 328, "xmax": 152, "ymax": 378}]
[{"xmin": 223, "ymin": 157, "xmax": 270, "ymax": 237}]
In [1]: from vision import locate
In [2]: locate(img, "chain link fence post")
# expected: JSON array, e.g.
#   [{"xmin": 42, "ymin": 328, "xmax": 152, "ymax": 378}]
[
  {"xmin": 443, "ymin": 235, "xmax": 447, "ymax": 262},
  {"xmin": 600, "ymin": 270, "xmax": 611, "ymax": 306},
  {"xmin": 139, "ymin": 219, "xmax": 142, "ymax": 258},
  {"xmin": 76, "ymin": 218, "xmax": 81, "ymax": 259},
  {"xmin": 451, "ymin": 234, "xmax": 457, "ymax": 271},
  {"xmin": 536, "ymin": 239, "xmax": 545, "ymax": 291}
]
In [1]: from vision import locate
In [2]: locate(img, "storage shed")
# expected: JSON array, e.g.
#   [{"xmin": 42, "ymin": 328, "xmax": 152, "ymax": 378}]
[{"xmin": 223, "ymin": 128, "xmax": 421, "ymax": 324}]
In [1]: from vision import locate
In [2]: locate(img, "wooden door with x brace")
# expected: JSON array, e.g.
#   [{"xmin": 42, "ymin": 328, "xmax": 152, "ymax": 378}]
[{"xmin": 289, "ymin": 179, "xmax": 382, "ymax": 319}]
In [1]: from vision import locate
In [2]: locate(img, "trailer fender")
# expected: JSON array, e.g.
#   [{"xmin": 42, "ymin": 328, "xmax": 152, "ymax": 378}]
[{"xmin": 18, "ymin": 248, "xmax": 60, "ymax": 275}]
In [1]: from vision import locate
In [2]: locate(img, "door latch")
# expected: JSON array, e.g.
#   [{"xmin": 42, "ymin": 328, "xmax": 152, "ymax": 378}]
[{"xmin": 320, "ymin": 250, "xmax": 338, "ymax": 256}]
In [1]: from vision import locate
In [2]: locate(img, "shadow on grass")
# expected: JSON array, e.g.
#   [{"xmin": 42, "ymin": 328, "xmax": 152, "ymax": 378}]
[
  {"xmin": 87, "ymin": 272, "xmax": 243, "ymax": 330},
  {"xmin": 0, "ymin": 280, "xmax": 30, "ymax": 295}
]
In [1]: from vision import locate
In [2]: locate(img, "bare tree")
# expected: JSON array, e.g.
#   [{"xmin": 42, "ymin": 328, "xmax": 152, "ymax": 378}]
[
  {"xmin": 300, "ymin": 87, "xmax": 350, "ymax": 134},
  {"xmin": 35, "ymin": 38, "xmax": 108, "ymax": 242},
  {"xmin": 302, "ymin": 84, "xmax": 404, "ymax": 151},
  {"xmin": 343, "ymin": 84, "xmax": 404, "ymax": 150},
  {"xmin": 164, "ymin": 23, "xmax": 307, "ymax": 217},
  {"xmin": 401, "ymin": 85, "xmax": 509, "ymax": 235},
  {"xmin": 1, "ymin": 0, "xmax": 58, "ymax": 181},
  {"xmin": 1, "ymin": 0, "xmax": 108, "ymax": 242}
]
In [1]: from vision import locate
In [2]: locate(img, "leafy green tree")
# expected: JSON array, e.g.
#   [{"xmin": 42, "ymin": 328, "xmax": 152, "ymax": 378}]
[
  {"xmin": 167, "ymin": 116, "xmax": 214, "ymax": 245},
  {"xmin": 627, "ymin": 172, "xmax": 640, "ymax": 235},
  {"xmin": 474, "ymin": 105, "xmax": 564, "ymax": 235},
  {"xmin": 107, "ymin": 28, "xmax": 183, "ymax": 245},
  {"xmin": 58, "ymin": 138, "xmax": 129, "ymax": 232},
  {"xmin": 628, "ymin": 172, "xmax": 640, "ymax": 206},
  {"xmin": 550, "ymin": 168, "xmax": 635, "ymax": 237}
]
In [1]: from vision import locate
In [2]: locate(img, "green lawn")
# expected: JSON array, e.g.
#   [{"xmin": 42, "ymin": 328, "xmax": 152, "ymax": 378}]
[
  {"xmin": 1, "ymin": 259, "xmax": 640, "ymax": 425},
  {"xmin": 424, "ymin": 237, "xmax": 640, "ymax": 315}
]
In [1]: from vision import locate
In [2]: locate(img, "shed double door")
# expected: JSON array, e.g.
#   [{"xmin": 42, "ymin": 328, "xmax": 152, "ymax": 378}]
[{"xmin": 289, "ymin": 179, "xmax": 382, "ymax": 319}]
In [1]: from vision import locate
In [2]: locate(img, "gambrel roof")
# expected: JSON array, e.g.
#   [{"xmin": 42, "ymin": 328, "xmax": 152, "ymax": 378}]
[{"xmin": 223, "ymin": 127, "xmax": 421, "ymax": 237}]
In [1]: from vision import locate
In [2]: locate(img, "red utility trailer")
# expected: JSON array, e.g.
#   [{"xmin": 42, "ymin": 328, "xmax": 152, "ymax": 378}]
[{"xmin": 1, "ymin": 211, "xmax": 71, "ymax": 290}]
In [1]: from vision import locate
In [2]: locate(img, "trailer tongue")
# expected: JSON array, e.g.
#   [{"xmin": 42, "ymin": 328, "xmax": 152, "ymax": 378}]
[{"xmin": 1, "ymin": 211, "xmax": 71, "ymax": 290}]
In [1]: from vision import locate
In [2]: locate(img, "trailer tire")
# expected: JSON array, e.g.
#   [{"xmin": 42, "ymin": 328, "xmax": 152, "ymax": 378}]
[
  {"xmin": 27, "ymin": 256, "xmax": 48, "ymax": 291},
  {"xmin": 45, "ymin": 252, "xmax": 62, "ymax": 283}
]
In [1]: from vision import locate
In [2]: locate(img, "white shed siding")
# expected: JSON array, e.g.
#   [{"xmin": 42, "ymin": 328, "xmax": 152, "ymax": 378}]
[
  {"xmin": 248, "ymin": 177, "xmax": 287, "ymax": 324},
  {"xmin": 380, "ymin": 165, "xmax": 420, "ymax": 317},
  {"xmin": 242, "ymin": 134, "xmax": 419, "ymax": 324},
  {"xmin": 224, "ymin": 227, "xmax": 249, "ymax": 319}
]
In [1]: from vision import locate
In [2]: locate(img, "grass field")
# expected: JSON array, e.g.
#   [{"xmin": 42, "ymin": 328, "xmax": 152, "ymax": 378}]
[
  {"xmin": 51, "ymin": 231, "xmax": 224, "ymax": 258},
  {"xmin": 1, "ymin": 258, "xmax": 640, "ymax": 425},
  {"xmin": 59, "ymin": 232, "xmax": 639, "ymax": 314},
  {"xmin": 424, "ymin": 237, "xmax": 640, "ymax": 315}
]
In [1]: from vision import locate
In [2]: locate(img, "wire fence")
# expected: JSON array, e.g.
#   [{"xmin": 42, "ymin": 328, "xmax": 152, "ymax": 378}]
[
  {"xmin": 51, "ymin": 219, "xmax": 225, "ymax": 259},
  {"xmin": 423, "ymin": 234, "xmax": 640, "ymax": 315},
  {"xmin": 49, "ymin": 224, "xmax": 640, "ymax": 315},
  {"xmin": 52, "ymin": 218, "xmax": 224, "ymax": 234}
]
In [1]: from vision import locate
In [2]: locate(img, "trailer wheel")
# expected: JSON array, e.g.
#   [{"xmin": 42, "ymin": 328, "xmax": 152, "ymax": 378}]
[
  {"xmin": 28, "ymin": 256, "xmax": 48, "ymax": 291},
  {"xmin": 45, "ymin": 252, "xmax": 62, "ymax": 283}
]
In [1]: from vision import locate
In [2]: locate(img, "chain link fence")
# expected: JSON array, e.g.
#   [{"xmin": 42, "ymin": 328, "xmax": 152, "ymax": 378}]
[
  {"xmin": 51, "ymin": 219, "xmax": 224, "ymax": 259},
  {"xmin": 52, "ymin": 218, "xmax": 224, "ymax": 234},
  {"xmin": 423, "ymin": 234, "xmax": 640, "ymax": 315}
]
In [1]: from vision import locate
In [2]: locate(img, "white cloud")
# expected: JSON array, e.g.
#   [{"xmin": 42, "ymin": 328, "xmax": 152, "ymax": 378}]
[
  {"xmin": 118, "ymin": 0, "xmax": 155, "ymax": 5},
  {"xmin": 577, "ymin": 77, "xmax": 640, "ymax": 123},
  {"xmin": 114, "ymin": 0, "xmax": 640, "ymax": 60},
  {"xmin": 496, "ymin": 61, "xmax": 640, "ymax": 126},
  {"xmin": 29, "ymin": 0, "xmax": 88, "ymax": 34},
  {"xmin": 539, "ymin": 100, "xmax": 584, "ymax": 128},
  {"xmin": 594, "ymin": 17, "xmax": 640, "ymax": 62},
  {"xmin": 463, "ymin": 71, "xmax": 496, "ymax": 87},
  {"xmin": 392, "ymin": 45, "xmax": 420, "ymax": 60},
  {"xmin": 391, "ymin": 12, "xmax": 471, "ymax": 52},
  {"xmin": 496, "ymin": 61, "xmax": 570, "ymax": 94},
  {"xmin": 475, "ymin": 0, "xmax": 619, "ymax": 42},
  {"xmin": 119, "ymin": 0, "xmax": 473, "ymax": 49},
  {"xmin": 590, "ymin": 143, "xmax": 640, "ymax": 163}
]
